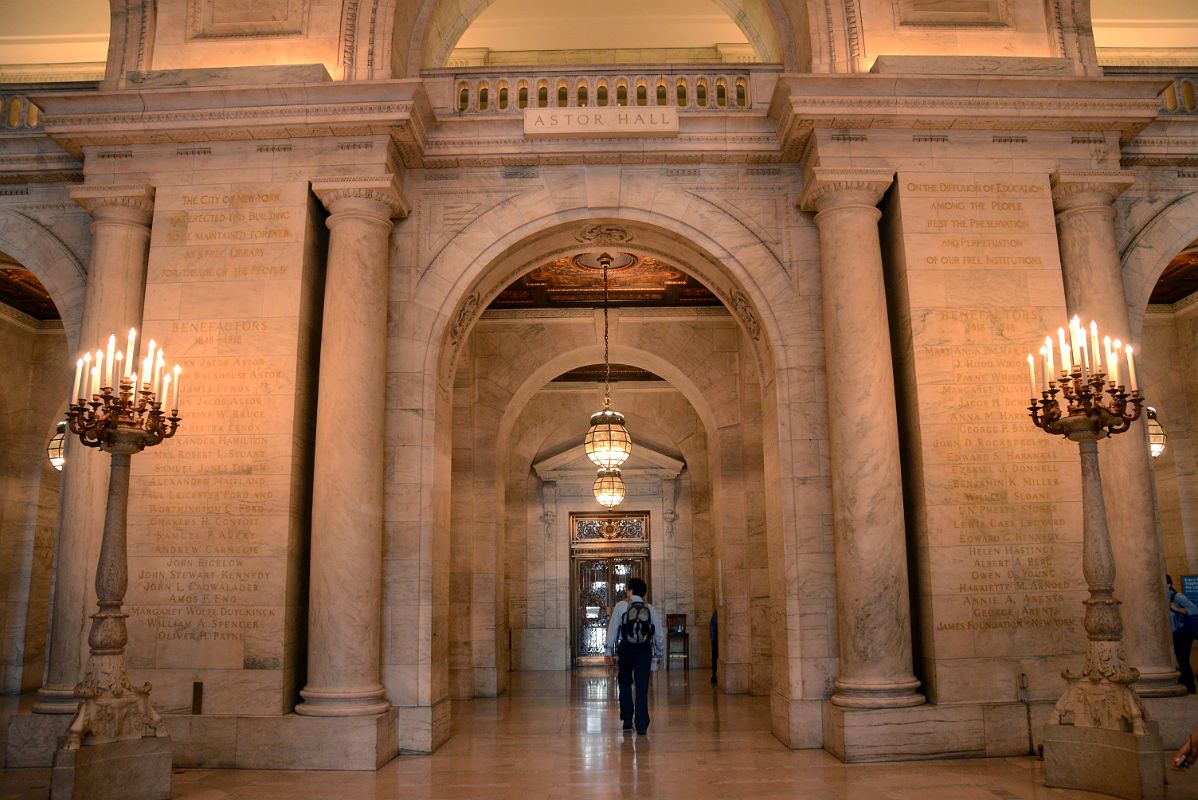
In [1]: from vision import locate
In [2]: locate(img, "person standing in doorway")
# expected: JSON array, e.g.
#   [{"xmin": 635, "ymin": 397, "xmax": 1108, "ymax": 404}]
[
  {"xmin": 1169, "ymin": 575, "xmax": 1198, "ymax": 694},
  {"xmin": 605, "ymin": 577, "xmax": 664, "ymax": 735}
]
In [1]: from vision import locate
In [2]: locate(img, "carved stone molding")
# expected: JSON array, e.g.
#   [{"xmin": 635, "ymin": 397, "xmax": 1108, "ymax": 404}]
[
  {"xmin": 450, "ymin": 292, "xmax": 480, "ymax": 347},
  {"xmin": 187, "ymin": 0, "xmax": 309, "ymax": 40},
  {"xmin": 69, "ymin": 184, "xmax": 155, "ymax": 225},
  {"xmin": 1050, "ymin": 170, "xmax": 1136, "ymax": 213},
  {"xmin": 311, "ymin": 174, "xmax": 409, "ymax": 219},
  {"xmin": 798, "ymin": 167, "xmax": 895, "ymax": 213},
  {"xmin": 576, "ymin": 224, "xmax": 633, "ymax": 245}
]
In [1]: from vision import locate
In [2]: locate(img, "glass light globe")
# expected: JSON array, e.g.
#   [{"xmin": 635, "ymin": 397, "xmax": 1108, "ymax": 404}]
[
  {"xmin": 1148, "ymin": 407, "xmax": 1167, "ymax": 459},
  {"xmin": 584, "ymin": 408, "xmax": 632, "ymax": 469},
  {"xmin": 593, "ymin": 468, "xmax": 626, "ymax": 509}
]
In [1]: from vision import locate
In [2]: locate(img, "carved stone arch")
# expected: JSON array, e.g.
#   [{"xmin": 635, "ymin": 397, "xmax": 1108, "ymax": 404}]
[
  {"xmin": 803, "ymin": 0, "xmax": 865, "ymax": 73},
  {"xmin": 401, "ymin": 0, "xmax": 798, "ymax": 75},
  {"xmin": 0, "ymin": 209, "xmax": 87, "ymax": 349},
  {"xmin": 421, "ymin": 211, "xmax": 786, "ymax": 391},
  {"xmin": 339, "ymin": 0, "xmax": 396, "ymax": 80},
  {"xmin": 1123, "ymin": 191, "xmax": 1198, "ymax": 338}
]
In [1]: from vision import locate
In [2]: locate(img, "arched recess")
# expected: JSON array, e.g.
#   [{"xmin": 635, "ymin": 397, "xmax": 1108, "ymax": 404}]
[
  {"xmin": 398, "ymin": 0, "xmax": 802, "ymax": 75},
  {"xmin": 0, "ymin": 209, "xmax": 84, "ymax": 694},
  {"xmin": 1123, "ymin": 191, "xmax": 1198, "ymax": 338},
  {"xmin": 0, "ymin": 209, "xmax": 86, "ymax": 349},
  {"xmin": 1120, "ymin": 190, "xmax": 1198, "ymax": 576},
  {"xmin": 386, "ymin": 192, "xmax": 829, "ymax": 749}
]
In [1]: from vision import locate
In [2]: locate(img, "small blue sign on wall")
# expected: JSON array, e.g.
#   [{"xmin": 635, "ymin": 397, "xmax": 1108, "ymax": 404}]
[{"xmin": 1182, "ymin": 575, "xmax": 1198, "ymax": 605}]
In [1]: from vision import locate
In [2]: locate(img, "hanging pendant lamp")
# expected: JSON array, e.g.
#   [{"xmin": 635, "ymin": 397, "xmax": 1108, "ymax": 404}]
[
  {"xmin": 585, "ymin": 253, "xmax": 631, "ymax": 506},
  {"xmin": 593, "ymin": 468, "xmax": 627, "ymax": 509}
]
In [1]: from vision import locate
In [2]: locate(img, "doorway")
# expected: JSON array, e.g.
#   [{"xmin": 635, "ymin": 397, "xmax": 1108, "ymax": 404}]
[{"xmin": 569, "ymin": 511, "xmax": 650, "ymax": 666}]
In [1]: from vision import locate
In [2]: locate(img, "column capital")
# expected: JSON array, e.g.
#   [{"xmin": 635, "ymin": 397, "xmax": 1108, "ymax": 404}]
[
  {"xmin": 1050, "ymin": 170, "xmax": 1135, "ymax": 213},
  {"xmin": 69, "ymin": 183, "xmax": 155, "ymax": 225},
  {"xmin": 311, "ymin": 174, "xmax": 409, "ymax": 220},
  {"xmin": 798, "ymin": 168, "xmax": 895, "ymax": 214}
]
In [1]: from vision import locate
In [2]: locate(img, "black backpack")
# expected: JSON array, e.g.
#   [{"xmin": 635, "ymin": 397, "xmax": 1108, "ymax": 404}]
[{"xmin": 621, "ymin": 601, "xmax": 654, "ymax": 645}]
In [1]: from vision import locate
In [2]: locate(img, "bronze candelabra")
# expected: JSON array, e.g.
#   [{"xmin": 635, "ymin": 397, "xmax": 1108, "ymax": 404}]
[{"xmin": 62, "ymin": 334, "xmax": 180, "ymax": 750}]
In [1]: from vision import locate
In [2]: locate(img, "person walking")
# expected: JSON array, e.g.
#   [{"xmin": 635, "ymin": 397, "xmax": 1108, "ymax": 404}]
[
  {"xmin": 1168, "ymin": 574, "xmax": 1197, "ymax": 694},
  {"xmin": 605, "ymin": 577, "xmax": 665, "ymax": 735}
]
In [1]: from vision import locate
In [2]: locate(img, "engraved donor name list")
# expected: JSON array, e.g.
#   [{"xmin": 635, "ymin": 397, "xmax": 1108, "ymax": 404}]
[
  {"xmin": 126, "ymin": 181, "xmax": 320, "ymax": 714},
  {"xmin": 889, "ymin": 173, "xmax": 1085, "ymax": 703}
]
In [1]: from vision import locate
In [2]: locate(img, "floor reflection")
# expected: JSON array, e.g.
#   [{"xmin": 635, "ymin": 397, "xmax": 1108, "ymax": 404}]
[{"xmin": 4, "ymin": 670, "xmax": 1198, "ymax": 799}]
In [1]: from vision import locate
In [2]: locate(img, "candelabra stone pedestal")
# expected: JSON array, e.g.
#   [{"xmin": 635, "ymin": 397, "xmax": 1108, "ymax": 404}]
[
  {"xmin": 51, "ymin": 362, "xmax": 180, "ymax": 800},
  {"xmin": 1030, "ymin": 359, "xmax": 1163, "ymax": 800}
]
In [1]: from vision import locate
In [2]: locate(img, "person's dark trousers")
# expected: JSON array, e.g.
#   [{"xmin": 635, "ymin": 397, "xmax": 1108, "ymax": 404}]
[
  {"xmin": 711, "ymin": 637, "xmax": 718, "ymax": 684},
  {"xmin": 1175, "ymin": 628, "xmax": 1197, "ymax": 693},
  {"xmin": 617, "ymin": 641, "xmax": 654, "ymax": 733}
]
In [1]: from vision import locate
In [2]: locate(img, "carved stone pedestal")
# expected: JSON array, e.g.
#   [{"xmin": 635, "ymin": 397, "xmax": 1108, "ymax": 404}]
[
  {"xmin": 51, "ymin": 735, "xmax": 171, "ymax": 800},
  {"xmin": 1044, "ymin": 720, "xmax": 1164, "ymax": 800}
]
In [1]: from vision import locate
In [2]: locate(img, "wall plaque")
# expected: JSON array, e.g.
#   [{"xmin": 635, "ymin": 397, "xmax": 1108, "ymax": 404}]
[{"xmin": 524, "ymin": 108, "xmax": 679, "ymax": 139}]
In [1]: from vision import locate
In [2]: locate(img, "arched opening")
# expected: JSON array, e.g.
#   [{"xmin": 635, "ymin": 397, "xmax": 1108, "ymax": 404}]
[
  {"xmin": 394, "ymin": 207, "xmax": 813, "ymax": 752},
  {"xmin": 414, "ymin": 0, "xmax": 789, "ymax": 72},
  {"xmin": 0, "ymin": 252, "xmax": 70, "ymax": 695}
]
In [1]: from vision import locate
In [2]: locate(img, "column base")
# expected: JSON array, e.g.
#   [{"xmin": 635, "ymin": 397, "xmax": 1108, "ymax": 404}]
[
  {"xmin": 295, "ymin": 685, "xmax": 390, "ymax": 717},
  {"xmin": 34, "ymin": 686, "xmax": 81, "ymax": 715},
  {"xmin": 1133, "ymin": 667, "xmax": 1188, "ymax": 698},
  {"xmin": 823, "ymin": 700, "xmax": 1030, "ymax": 762},
  {"xmin": 1043, "ymin": 722, "xmax": 1164, "ymax": 800},
  {"xmin": 831, "ymin": 677, "xmax": 924, "ymax": 709},
  {"xmin": 51, "ymin": 735, "xmax": 171, "ymax": 800}
]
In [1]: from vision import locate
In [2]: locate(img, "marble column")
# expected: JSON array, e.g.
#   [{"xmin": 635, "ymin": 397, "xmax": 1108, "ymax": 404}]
[
  {"xmin": 800, "ymin": 168, "xmax": 924, "ymax": 709},
  {"xmin": 1051, "ymin": 170, "xmax": 1182, "ymax": 698},
  {"xmin": 35, "ymin": 184, "xmax": 155, "ymax": 713},
  {"xmin": 296, "ymin": 176, "xmax": 408, "ymax": 716}
]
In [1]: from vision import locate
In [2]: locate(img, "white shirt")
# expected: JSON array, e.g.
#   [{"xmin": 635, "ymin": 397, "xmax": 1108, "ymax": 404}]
[{"xmin": 606, "ymin": 594, "xmax": 665, "ymax": 656}]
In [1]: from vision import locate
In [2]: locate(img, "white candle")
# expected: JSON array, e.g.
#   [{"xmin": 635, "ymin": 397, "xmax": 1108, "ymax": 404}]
[
  {"xmin": 72, "ymin": 357, "xmax": 83, "ymax": 401},
  {"xmin": 1044, "ymin": 335, "xmax": 1055, "ymax": 379},
  {"xmin": 1058, "ymin": 327, "xmax": 1069, "ymax": 371},
  {"xmin": 1112, "ymin": 339, "xmax": 1122, "ymax": 386},
  {"xmin": 1104, "ymin": 336, "xmax": 1114, "ymax": 380},
  {"xmin": 129, "ymin": 372, "xmax": 137, "ymax": 397},
  {"xmin": 153, "ymin": 349, "xmax": 164, "ymax": 397},
  {"xmin": 105, "ymin": 334, "xmax": 115, "ymax": 388},
  {"xmin": 81, "ymin": 352, "xmax": 91, "ymax": 397},
  {"xmin": 1079, "ymin": 339, "xmax": 1089, "ymax": 377},
  {"xmin": 90, "ymin": 365, "xmax": 99, "ymax": 398},
  {"xmin": 172, "ymin": 365, "xmax": 181, "ymax": 411},
  {"xmin": 1126, "ymin": 344, "xmax": 1137, "ymax": 391},
  {"xmin": 1090, "ymin": 321, "xmax": 1100, "ymax": 375},
  {"xmin": 161, "ymin": 374, "xmax": 171, "ymax": 408},
  {"xmin": 1028, "ymin": 354, "xmax": 1037, "ymax": 398},
  {"xmin": 1038, "ymin": 346, "xmax": 1048, "ymax": 391},
  {"xmin": 125, "ymin": 328, "xmax": 136, "ymax": 378},
  {"xmin": 1070, "ymin": 316, "xmax": 1082, "ymax": 370},
  {"xmin": 113, "ymin": 352, "xmax": 122, "ymax": 385},
  {"xmin": 94, "ymin": 349, "xmax": 104, "ymax": 394},
  {"xmin": 144, "ymin": 338, "xmax": 156, "ymax": 387}
]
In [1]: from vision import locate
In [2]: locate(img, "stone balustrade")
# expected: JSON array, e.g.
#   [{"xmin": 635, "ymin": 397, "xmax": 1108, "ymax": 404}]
[
  {"xmin": 437, "ymin": 69, "xmax": 756, "ymax": 115},
  {"xmin": 1162, "ymin": 75, "xmax": 1198, "ymax": 114},
  {"xmin": 0, "ymin": 93, "xmax": 41, "ymax": 130}
]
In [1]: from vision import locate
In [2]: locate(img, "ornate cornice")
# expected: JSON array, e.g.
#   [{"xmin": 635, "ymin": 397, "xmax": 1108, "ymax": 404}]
[
  {"xmin": 30, "ymin": 80, "xmax": 434, "ymax": 167},
  {"xmin": 769, "ymin": 73, "xmax": 1168, "ymax": 161},
  {"xmin": 798, "ymin": 167, "xmax": 895, "ymax": 212},
  {"xmin": 1050, "ymin": 170, "xmax": 1135, "ymax": 212},
  {"xmin": 311, "ymin": 174, "xmax": 409, "ymax": 219},
  {"xmin": 69, "ymin": 183, "xmax": 155, "ymax": 224}
]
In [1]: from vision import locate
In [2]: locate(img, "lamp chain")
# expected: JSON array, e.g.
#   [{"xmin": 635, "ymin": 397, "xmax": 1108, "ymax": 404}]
[{"xmin": 602, "ymin": 253, "xmax": 611, "ymax": 406}]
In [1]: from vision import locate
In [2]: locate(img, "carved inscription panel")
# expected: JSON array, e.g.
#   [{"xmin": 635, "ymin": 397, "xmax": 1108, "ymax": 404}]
[
  {"xmin": 892, "ymin": 173, "xmax": 1084, "ymax": 703},
  {"xmin": 127, "ymin": 182, "xmax": 316, "ymax": 714}
]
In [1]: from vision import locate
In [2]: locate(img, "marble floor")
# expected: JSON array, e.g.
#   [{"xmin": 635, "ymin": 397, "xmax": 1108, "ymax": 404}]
[{"xmin": 4, "ymin": 669, "xmax": 1198, "ymax": 799}]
